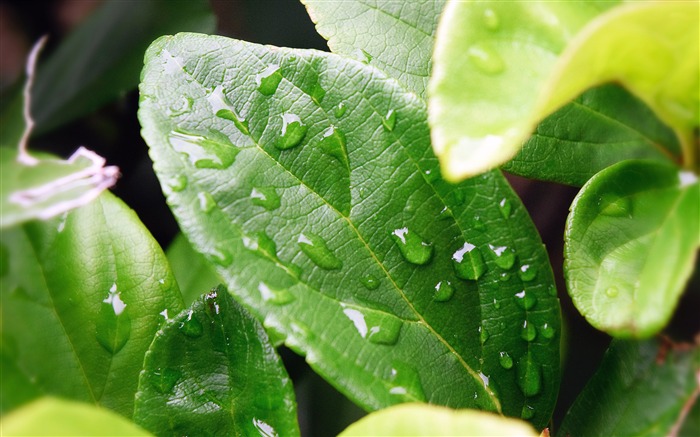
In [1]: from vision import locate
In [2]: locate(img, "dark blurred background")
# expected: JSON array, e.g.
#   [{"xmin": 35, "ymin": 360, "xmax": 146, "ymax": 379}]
[{"xmin": 4, "ymin": 1, "xmax": 696, "ymax": 435}]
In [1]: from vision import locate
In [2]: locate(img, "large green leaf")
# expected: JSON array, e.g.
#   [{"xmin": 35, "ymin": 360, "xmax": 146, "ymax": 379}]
[
  {"xmin": 140, "ymin": 34, "xmax": 561, "ymax": 427},
  {"xmin": 558, "ymin": 339, "xmax": 700, "ymax": 437},
  {"xmin": 428, "ymin": 1, "xmax": 698, "ymax": 181},
  {"xmin": 503, "ymin": 84, "xmax": 681, "ymax": 187},
  {"xmin": 0, "ymin": 0, "xmax": 215, "ymax": 141},
  {"xmin": 0, "ymin": 397, "xmax": 151, "ymax": 436},
  {"xmin": 134, "ymin": 287, "xmax": 300, "ymax": 436},
  {"xmin": 302, "ymin": 0, "xmax": 445, "ymax": 99},
  {"xmin": 166, "ymin": 233, "xmax": 221, "ymax": 306},
  {"xmin": 339, "ymin": 403, "xmax": 538, "ymax": 436},
  {"xmin": 564, "ymin": 160, "xmax": 699, "ymax": 338},
  {"xmin": 0, "ymin": 192, "xmax": 183, "ymax": 417}
]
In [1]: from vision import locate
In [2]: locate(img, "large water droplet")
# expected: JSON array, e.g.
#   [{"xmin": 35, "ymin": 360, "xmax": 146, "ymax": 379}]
[
  {"xmin": 521, "ymin": 320, "xmax": 536, "ymax": 342},
  {"xmin": 467, "ymin": 44, "xmax": 505, "ymax": 75},
  {"xmin": 606, "ymin": 286, "xmax": 619, "ymax": 298},
  {"xmin": 498, "ymin": 198, "xmax": 511, "ymax": 218},
  {"xmin": 309, "ymin": 82, "xmax": 325, "ymax": 105},
  {"xmin": 433, "ymin": 280, "xmax": 455, "ymax": 302},
  {"xmin": 389, "ymin": 361, "xmax": 426, "ymax": 402},
  {"xmin": 276, "ymin": 114, "xmax": 308, "ymax": 150},
  {"xmin": 361, "ymin": 275, "xmax": 380, "ymax": 290},
  {"xmin": 216, "ymin": 109, "xmax": 250, "ymax": 136},
  {"xmin": 514, "ymin": 289, "xmax": 537, "ymax": 310},
  {"xmin": 319, "ymin": 126, "xmax": 349, "ymax": 168},
  {"xmin": 169, "ymin": 131, "xmax": 238, "ymax": 169},
  {"xmin": 516, "ymin": 355, "xmax": 542, "ymax": 397},
  {"xmin": 334, "ymin": 102, "xmax": 347, "ymax": 118},
  {"xmin": 499, "ymin": 351, "xmax": 513, "ymax": 369},
  {"xmin": 253, "ymin": 418, "xmax": 278, "ymax": 437},
  {"xmin": 381, "ymin": 109, "xmax": 396, "ymax": 132},
  {"xmin": 178, "ymin": 309, "xmax": 203, "ymax": 338},
  {"xmin": 198, "ymin": 192, "xmax": 216, "ymax": 213},
  {"xmin": 439, "ymin": 206, "xmax": 454, "ymax": 221},
  {"xmin": 250, "ymin": 187, "xmax": 281, "ymax": 210},
  {"xmin": 167, "ymin": 175, "xmax": 188, "ymax": 192},
  {"xmin": 341, "ymin": 303, "xmax": 402, "ymax": 345},
  {"xmin": 258, "ymin": 282, "xmax": 295, "ymax": 306},
  {"xmin": 95, "ymin": 283, "xmax": 131, "ymax": 354},
  {"xmin": 298, "ymin": 232, "xmax": 342, "ymax": 270},
  {"xmin": 483, "ymin": 8, "xmax": 500, "ymax": 30},
  {"xmin": 391, "ymin": 227, "xmax": 433, "ymax": 265},
  {"xmin": 471, "ymin": 215, "xmax": 485, "ymax": 230},
  {"xmin": 518, "ymin": 264, "xmax": 536, "ymax": 281},
  {"xmin": 599, "ymin": 193, "xmax": 632, "ymax": 217},
  {"xmin": 539, "ymin": 322, "xmax": 555, "ymax": 340},
  {"xmin": 210, "ymin": 244, "xmax": 233, "ymax": 267},
  {"xmin": 493, "ymin": 298, "xmax": 501, "ymax": 309},
  {"xmin": 255, "ymin": 64, "xmax": 282, "ymax": 96},
  {"xmin": 479, "ymin": 326, "xmax": 490, "ymax": 344},
  {"xmin": 149, "ymin": 367, "xmax": 182, "ymax": 394},
  {"xmin": 167, "ymin": 96, "xmax": 193, "ymax": 117},
  {"xmin": 452, "ymin": 242, "xmax": 486, "ymax": 280},
  {"xmin": 488, "ymin": 244, "xmax": 516, "ymax": 269}
]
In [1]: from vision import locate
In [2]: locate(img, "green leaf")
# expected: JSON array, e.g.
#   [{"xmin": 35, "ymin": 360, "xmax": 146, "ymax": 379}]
[
  {"xmin": 429, "ymin": 1, "xmax": 698, "ymax": 181},
  {"xmin": 558, "ymin": 339, "xmax": 700, "ymax": 437},
  {"xmin": 0, "ymin": 192, "xmax": 184, "ymax": 417},
  {"xmin": 0, "ymin": 397, "xmax": 151, "ymax": 436},
  {"xmin": 564, "ymin": 160, "xmax": 700, "ymax": 337},
  {"xmin": 338, "ymin": 403, "xmax": 538, "ymax": 436},
  {"xmin": 0, "ymin": 0, "xmax": 215, "ymax": 138},
  {"xmin": 134, "ymin": 287, "xmax": 300, "ymax": 436},
  {"xmin": 0, "ymin": 148, "xmax": 118, "ymax": 229},
  {"xmin": 166, "ymin": 232, "xmax": 221, "ymax": 306},
  {"xmin": 503, "ymin": 84, "xmax": 681, "ymax": 187},
  {"xmin": 140, "ymin": 34, "xmax": 561, "ymax": 427},
  {"xmin": 302, "ymin": 0, "xmax": 445, "ymax": 98}
]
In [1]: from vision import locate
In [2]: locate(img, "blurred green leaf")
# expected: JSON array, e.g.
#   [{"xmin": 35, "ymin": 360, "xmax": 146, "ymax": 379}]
[
  {"xmin": 134, "ymin": 287, "xmax": 300, "ymax": 436},
  {"xmin": 564, "ymin": 160, "xmax": 699, "ymax": 337},
  {"xmin": 140, "ymin": 34, "xmax": 561, "ymax": 427},
  {"xmin": 166, "ymin": 232, "xmax": 221, "ymax": 306},
  {"xmin": 558, "ymin": 339, "xmax": 700, "ymax": 437},
  {"xmin": 0, "ymin": 192, "xmax": 183, "ymax": 417},
  {"xmin": 0, "ymin": 397, "xmax": 151, "ymax": 436}
]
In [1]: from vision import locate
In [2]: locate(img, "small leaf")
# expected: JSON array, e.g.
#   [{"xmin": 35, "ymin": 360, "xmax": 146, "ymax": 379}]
[
  {"xmin": 558, "ymin": 339, "xmax": 700, "ymax": 437},
  {"xmin": 564, "ymin": 160, "xmax": 699, "ymax": 337},
  {"xmin": 166, "ymin": 232, "xmax": 221, "ymax": 306},
  {"xmin": 0, "ymin": 192, "xmax": 184, "ymax": 416},
  {"xmin": 134, "ymin": 287, "xmax": 300, "ymax": 437},
  {"xmin": 338, "ymin": 403, "xmax": 538, "ymax": 437}
]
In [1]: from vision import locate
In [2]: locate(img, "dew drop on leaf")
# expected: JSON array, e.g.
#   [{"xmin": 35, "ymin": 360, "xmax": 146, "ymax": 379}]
[
  {"xmin": 169, "ymin": 131, "xmax": 238, "ymax": 169},
  {"xmin": 255, "ymin": 64, "xmax": 282, "ymax": 96},
  {"xmin": 149, "ymin": 367, "xmax": 182, "ymax": 394},
  {"xmin": 514, "ymin": 289, "xmax": 537, "ymax": 310},
  {"xmin": 598, "ymin": 193, "xmax": 632, "ymax": 217},
  {"xmin": 253, "ymin": 418, "xmax": 278, "ymax": 437},
  {"xmin": 539, "ymin": 322, "xmax": 555, "ymax": 340},
  {"xmin": 298, "ymin": 232, "xmax": 343, "ymax": 270},
  {"xmin": 391, "ymin": 227, "xmax": 433, "ymax": 266},
  {"xmin": 471, "ymin": 215, "xmax": 485, "ymax": 230},
  {"xmin": 341, "ymin": 303, "xmax": 402, "ymax": 345},
  {"xmin": 451, "ymin": 242, "xmax": 486, "ymax": 280},
  {"xmin": 95, "ymin": 283, "xmax": 131, "ymax": 354},
  {"xmin": 548, "ymin": 284, "xmax": 557, "ymax": 297},
  {"xmin": 516, "ymin": 355, "xmax": 542, "ymax": 397},
  {"xmin": 488, "ymin": 244, "xmax": 516, "ymax": 269},
  {"xmin": 493, "ymin": 298, "xmax": 501, "ymax": 309},
  {"xmin": 216, "ymin": 109, "xmax": 250, "ymax": 136},
  {"xmin": 334, "ymin": 102, "xmax": 347, "ymax": 118},
  {"xmin": 309, "ymin": 82, "xmax": 326, "ymax": 105},
  {"xmin": 499, "ymin": 351, "xmax": 513, "ymax": 369},
  {"xmin": 258, "ymin": 282, "xmax": 295, "ymax": 306},
  {"xmin": 467, "ymin": 43, "xmax": 505, "ymax": 75},
  {"xmin": 197, "ymin": 192, "xmax": 216, "ymax": 213},
  {"xmin": 518, "ymin": 264, "xmax": 536, "ymax": 281},
  {"xmin": 498, "ymin": 197, "xmax": 511, "ymax": 218},
  {"xmin": 319, "ymin": 126, "xmax": 349, "ymax": 167},
  {"xmin": 276, "ymin": 113, "xmax": 308, "ymax": 150},
  {"xmin": 479, "ymin": 326, "xmax": 490, "ymax": 344},
  {"xmin": 178, "ymin": 310, "xmax": 203, "ymax": 338},
  {"xmin": 388, "ymin": 361, "xmax": 426, "ymax": 402},
  {"xmin": 433, "ymin": 280, "xmax": 455, "ymax": 302},
  {"xmin": 606, "ymin": 286, "xmax": 619, "ymax": 297},
  {"xmin": 250, "ymin": 187, "xmax": 281, "ymax": 210},
  {"xmin": 361, "ymin": 275, "xmax": 380, "ymax": 290},
  {"xmin": 167, "ymin": 175, "xmax": 188, "ymax": 192},
  {"xmin": 521, "ymin": 320, "xmax": 537, "ymax": 342},
  {"xmin": 439, "ymin": 206, "xmax": 454, "ymax": 220},
  {"xmin": 210, "ymin": 244, "xmax": 233, "ymax": 267},
  {"xmin": 521, "ymin": 405, "xmax": 535, "ymax": 420},
  {"xmin": 483, "ymin": 8, "xmax": 500, "ymax": 30},
  {"xmin": 381, "ymin": 109, "xmax": 396, "ymax": 132}
]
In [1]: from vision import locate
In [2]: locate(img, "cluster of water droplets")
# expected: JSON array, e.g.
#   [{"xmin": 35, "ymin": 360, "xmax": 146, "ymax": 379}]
[{"xmin": 468, "ymin": 8, "xmax": 506, "ymax": 75}]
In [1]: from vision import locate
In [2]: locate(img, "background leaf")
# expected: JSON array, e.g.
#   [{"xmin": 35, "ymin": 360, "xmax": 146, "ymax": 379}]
[
  {"xmin": 166, "ymin": 232, "xmax": 221, "ymax": 306},
  {"xmin": 302, "ymin": 0, "xmax": 445, "ymax": 99},
  {"xmin": 134, "ymin": 287, "xmax": 300, "ymax": 436},
  {"xmin": 140, "ymin": 34, "xmax": 560, "ymax": 427},
  {"xmin": 564, "ymin": 160, "xmax": 699, "ymax": 338},
  {"xmin": 0, "ymin": 397, "xmax": 151, "ymax": 436},
  {"xmin": 558, "ymin": 338, "xmax": 700, "ymax": 437},
  {"xmin": 0, "ymin": 192, "xmax": 183, "ymax": 417}
]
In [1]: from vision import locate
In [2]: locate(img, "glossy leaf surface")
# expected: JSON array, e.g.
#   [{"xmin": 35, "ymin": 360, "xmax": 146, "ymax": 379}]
[
  {"xmin": 565, "ymin": 161, "xmax": 699, "ymax": 337},
  {"xmin": 166, "ymin": 232, "xmax": 221, "ymax": 306},
  {"xmin": 140, "ymin": 34, "xmax": 560, "ymax": 427},
  {"xmin": 558, "ymin": 339, "xmax": 700, "ymax": 437},
  {"xmin": 339, "ymin": 403, "xmax": 538, "ymax": 436},
  {"xmin": 134, "ymin": 288, "xmax": 299, "ymax": 436},
  {"xmin": 302, "ymin": 0, "xmax": 445, "ymax": 98},
  {"xmin": 0, "ymin": 192, "xmax": 183, "ymax": 417},
  {"xmin": 0, "ymin": 397, "xmax": 151, "ymax": 436}
]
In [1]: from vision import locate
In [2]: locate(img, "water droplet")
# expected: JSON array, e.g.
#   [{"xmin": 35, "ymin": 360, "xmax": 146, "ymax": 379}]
[
  {"xmin": 169, "ymin": 131, "xmax": 238, "ymax": 169},
  {"xmin": 334, "ymin": 102, "xmax": 347, "ymax": 118},
  {"xmin": 514, "ymin": 290, "xmax": 537, "ymax": 310},
  {"xmin": 488, "ymin": 244, "xmax": 516, "ymax": 269},
  {"xmin": 319, "ymin": 126, "xmax": 349, "ymax": 168},
  {"xmin": 467, "ymin": 43, "xmax": 505, "ymax": 75},
  {"xmin": 539, "ymin": 322, "xmax": 555, "ymax": 340},
  {"xmin": 216, "ymin": 109, "xmax": 250, "ymax": 136},
  {"xmin": 439, "ymin": 207, "xmax": 454, "ymax": 220},
  {"xmin": 258, "ymin": 282, "xmax": 295, "ymax": 306},
  {"xmin": 167, "ymin": 96, "xmax": 193, "ymax": 116},
  {"xmin": 548, "ymin": 284, "xmax": 557, "ymax": 297},
  {"xmin": 391, "ymin": 227, "xmax": 433, "ymax": 265},
  {"xmin": 341, "ymin": 303, "xmax": 402, "ymax": 345},
  {"xmin": 518, "ymin": 264, "xmax": 536, "ymax": 281},
  {"xmin": 0, "ymin": 244, "xmax": 8, "ymax": 278},
  {"xmin": 606, "ymin": 286, "xmax": 619, "ymax": 297},
  {"xmin": 478, "ymin": 372, "xmax": 490, "ymax": 388},
  {"xmin": 493, "ymin": 298, "xmax": 501, "ymax": 309},
  {"xmin": 361, "ymin": 275, "xmax": 380, "ymax": 290},
  {"xmin": 499, "ymin": 351, "xmax": 513, "ymax": 369},
  {"xmin": 521, "ymin": 320, "xmax": 536, "ymax": 342},
  {"xmin": 178, "ymin": 310, "xmax": 203, "ymax": 338},
  {"xmin": 298, "ymin": 233, "xmax": 342, "ymax": 270},
  {"xmin": 479, "ymin": 326, "xmax": 490, "ymax": 344},
  {"xmin": 276, "ymin": 113, "xmax": 308, "ymax": 150},
  {"xmin": 599, "ymin": 193, "xmax": 632, "ymax": 217},
  {"xmin": 210, "ymin": 245, "xmax": 233, "ymax": 267},
  {"xmin": 452, "ymin": 242, "xmax": 486, "ymax": 280},
  {"xmin": 433, "ymin": 280, "xmax": 455, "ymax": 302},
  {"xmin": 253, "ymin": 418, "xmax": 278, "ymax": 437},
  {"xmin": 96, "ymin": 283, "xmax": 131, "ymax": 354},
  {"xmin": 149, "ymin": 367, "xmax": 182, "ymax": 394},
  {"xmin": 499, "ymin": 272, "xmax": 511, "ymax": 282},
  {"xmin": 521, "ymin": 405, "xmax": 535, "ymax": 420},
  {"xmin": 198, "ymin": 192, "xmax": 216, "ymax": 213},
  {"xmin": 498, "ymin": 197, "xmax": 512, "ymax": 218},
  {"xmin": 381, "ymin": 109, "xmax": 396, "ymax": 132},
  {"xmin": 471, "ymin": 215, "xmax": 485, "ymax": 230},
  {"xmin": 354, "ymin": 48, "xmax": 373, "ymax": 64},
  {"xmin": 516, "ymin": 355, "xmax": 542, "ymax": 397},
  {"xmin": 167, "ymin": 175, "xmax": 187, "ymax": 192},
  {"xmin": 255, "ymin": 64, "xmax": 282, "ymax": 96},
  {"xmin": 309, "ymin": 82, "xmax": 326, "ymax": 105},
  {"xmin": 483, "ymin": 8, "xmax": 500, "ymax": 30},
  {"xmin": 388, "ymin": 361, "xmax": 426, "ymax": 402},
  {"xmin": 250, "ymin": 187, "xmax": 281, "ymax": 210}
]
